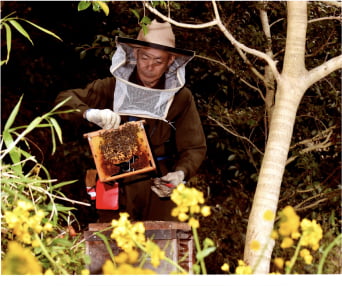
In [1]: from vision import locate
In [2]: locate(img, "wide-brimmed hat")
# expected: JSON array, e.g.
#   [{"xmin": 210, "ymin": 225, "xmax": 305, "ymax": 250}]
[
  {"xmin": 137, "ymin": 20, "xmax": 175, "ymax": 48},
  {"xmin": 116, "ymin": 20, "xmax": 194, "ymax": 57}
]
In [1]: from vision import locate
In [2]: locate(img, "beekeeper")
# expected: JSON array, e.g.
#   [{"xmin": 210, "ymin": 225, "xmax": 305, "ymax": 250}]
[{"xmin": 55, "ymin": 20, "xmax": 207, "ymax": 221}]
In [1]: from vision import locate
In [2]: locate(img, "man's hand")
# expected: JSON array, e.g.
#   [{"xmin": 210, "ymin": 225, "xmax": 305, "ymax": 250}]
[
  {"xmin": 151, "ymin": 170, "xmax": 184, "ymax": 198},
  {"xmin": 85, "ymin": 109, "xmax": 121, "ymax": 129}
]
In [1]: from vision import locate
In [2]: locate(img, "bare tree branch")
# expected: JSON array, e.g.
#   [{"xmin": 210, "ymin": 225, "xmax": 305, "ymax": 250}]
[
  {"xmin": 208, "ymin": 114, "xmax": 264, "ymax": 155},
  {"xmin": 143, "ymin": 1, "xmax": 281, "ymax": 83},
  {"xmin": 306, "ymin": 54, "xmax": 342, "ymax": 87}
]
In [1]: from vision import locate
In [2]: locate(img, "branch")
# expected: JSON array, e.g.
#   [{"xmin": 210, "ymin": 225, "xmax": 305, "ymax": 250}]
[
  {"xmin": 320, "ymin": 1, "xmax": 342, "ymax": 8},
  {"xmin": 211, "ymin": 0, "xmax": 281, "ymax": 83},
  {"xmin": 305, "ymin": 54, "xmax": 342, "ymax": 87},
  {"xmin": 208, "ymin": 114, "xmax": 264, "ymax": 155},
  {"xmin": 143, "ymin": 2, "xmax": 218, "ymax": 29},
  {"xmin": 144, "ymin": 1, "xmax": 281, "ymax": 83},
  {"xmin": 195, "ymin": 54, "xmax": 265, "ymax": 99},
  {"xmin": 286, "ymin": 125, "xmax": 336, "ymax": 165},
  {"xmin": 308, "ymin": 16, "xmax": 342, "ymax": 23}
]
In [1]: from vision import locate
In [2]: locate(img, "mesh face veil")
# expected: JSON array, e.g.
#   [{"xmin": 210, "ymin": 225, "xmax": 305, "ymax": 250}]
[{"xmin": 110, "ymin": 37, "xmax": 194, "ymax": 121}]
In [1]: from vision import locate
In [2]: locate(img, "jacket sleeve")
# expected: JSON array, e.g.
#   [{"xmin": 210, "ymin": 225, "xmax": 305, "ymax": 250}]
[
  {"xmin": 54, "ymin": 77, "xmax": 115, "ymax": 125},
  {"xmin": 172, "ymin": 88, "xmax": 207, "ymax": 180}
]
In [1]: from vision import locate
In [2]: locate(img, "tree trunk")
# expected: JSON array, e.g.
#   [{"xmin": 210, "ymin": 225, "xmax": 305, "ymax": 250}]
[{"xmin": 244, "ymin": 1, "xmax": 309, "ymax": 273}]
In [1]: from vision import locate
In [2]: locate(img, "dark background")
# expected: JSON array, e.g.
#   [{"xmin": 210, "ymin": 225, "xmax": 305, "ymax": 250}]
[{"xmin": 1, "ymin": 1, "xmax": 341, "ymax": 273}]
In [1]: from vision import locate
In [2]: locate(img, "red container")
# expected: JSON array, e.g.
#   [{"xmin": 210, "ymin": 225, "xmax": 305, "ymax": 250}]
[{"xmin": 95, "ymin": 181, "xmax": 119, "ymax": 210}]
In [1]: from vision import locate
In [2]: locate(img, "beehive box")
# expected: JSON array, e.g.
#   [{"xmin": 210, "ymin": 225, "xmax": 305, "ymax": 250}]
[
  {"xmin": 84, "ymin": 221, "xmax": 194, "ymax": 274},
  {"xmin": 83, "ymin": 121, "xmax": 156, "ymax": 182}
]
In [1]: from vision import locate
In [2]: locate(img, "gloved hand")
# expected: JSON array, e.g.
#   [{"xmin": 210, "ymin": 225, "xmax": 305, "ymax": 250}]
[
  {"xmin": 151, "ymin": 170, "xmax": 185, "ymax": 198},
  {"xmin": 85, "ymin": 109, "xmax": 121, "ymax": 130}
]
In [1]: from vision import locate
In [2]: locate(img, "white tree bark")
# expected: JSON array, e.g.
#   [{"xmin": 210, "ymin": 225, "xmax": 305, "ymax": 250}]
[{"xmin": 244, "ymin": 1, "xmax": 342, "ymax": 273}]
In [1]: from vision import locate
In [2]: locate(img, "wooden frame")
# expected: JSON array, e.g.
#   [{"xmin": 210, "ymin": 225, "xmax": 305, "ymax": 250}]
[{"xmin": 84, "ymin": 120, "xmax": 156, "ymax": 182}]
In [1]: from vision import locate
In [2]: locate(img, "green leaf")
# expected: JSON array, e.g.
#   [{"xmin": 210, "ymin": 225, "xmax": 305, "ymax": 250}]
[
  {"xmin": 21, "ymin": 19, "xmax": 62, "ymax": 42},
  {"xmin": 141, "ymin": 16, "xmax": 151, "ymax": 26},
  {"xmin": 2, "ymin": 22, "xmax": 12, "ymax": 64},
  {"xmin": 78, "ymin": 1, "xmax": 91, "ymax": 11},
  {"xmin": 96, "ymin": 1, "xmax": 109, "ymax": 16},
  {"xmin": 130, "ymin": 9, "xmax": 140, "ymax": 21},
  {"xmin": 52, "ymin": 180, "xmax": 78, "ymax": 190},
  {"xmin": 95, "ymin": 232, "xmax": 116, "ymax": 262},
  {"xmin": 9, "ymin": 19, "xmax": 34, "ymax": 45},
  {"xmin": 195, "ymin": 246, "xmax": 216, "ymax": 260},
  {"xmin": 3, "ymin": 95, "xmax": 23, "ymax": 131}
]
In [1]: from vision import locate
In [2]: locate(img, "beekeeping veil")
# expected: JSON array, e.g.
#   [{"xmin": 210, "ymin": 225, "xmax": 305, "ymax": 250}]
[{"xmin": 110, "ymin": 20, "xmax": 194, "ymax": 121}]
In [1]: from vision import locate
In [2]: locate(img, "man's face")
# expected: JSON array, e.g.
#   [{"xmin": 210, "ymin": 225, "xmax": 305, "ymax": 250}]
[{"xmin": 135, "ymin": 47, "xmax": 175, "ymax": 88}]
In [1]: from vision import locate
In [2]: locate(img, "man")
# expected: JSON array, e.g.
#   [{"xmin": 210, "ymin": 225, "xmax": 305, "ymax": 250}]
[{"xmin": 55, "ymin": 20, "xmax": 206, "ymax": 221}]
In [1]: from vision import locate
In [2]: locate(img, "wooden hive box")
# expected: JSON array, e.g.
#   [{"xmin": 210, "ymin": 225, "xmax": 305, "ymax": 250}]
[
  {"xmin": 84, "ymin": 221, "xmax": 194, "ymax": 274},
  {"xmin": 83, "ymin": 121, "xmax": 156, "ymax": 182}
]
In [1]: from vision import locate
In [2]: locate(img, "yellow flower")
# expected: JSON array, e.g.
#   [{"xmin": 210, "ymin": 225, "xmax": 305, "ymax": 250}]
[
  {"xmin": 110, "ymin": 213, "xmax": 146, "ymax": 253},
  {"xmin": 1, "ymin": 241, "xmax": 42, "ymax": 275},
  {"xmin": 271, "ymin": 230, "xmax": 279, "ymax": 240},
  {"xmin": 102, "ymin": 259, "xmax": 116, "ymax": 274},
  {"xmin": 145, "ymin": 240, "xmax": 165, "ymax": 268},
  {"xmin": 235, "ymin": 260, "xmax": 252, "ymax": 275},
  {"xmin": 177, "ymin": 212, "xmax": 189, "ymax": 222},
  {"xmin": 114, "ymin": 252, "xmax": 129, "ymax": 264},
  {"xmin": 300, "ymin": 219, "xmax": 323, "ymax": 251},
  {"xmin": 44, "ymin": 268, "xmax": 54, "ymax": 275},
  {"xmin": 102, "ymin": 259, "xmax": 156, "ymax": 275},
  {"xmin": 43, "ymin": 222, "xmax": 53, "ymax": 232},
  {"xmin": 188, "ymin": 217, "xmax": 199, "ymax": 229},
  {"xmin": 274, "ymin": 257, "xmax": 284, "ymax": 269},
  {"xmin": 201, "ymin": 206, "xmax": 211, "ymax": 217},
  {"xmin": 278, "ymin": 206, "xmax": 300, "ymax": 237},
  {"xmin": 81, "ymin": 269, "xmax": 90, "ymax": 275},
  {"xmin": 263, "ymin": 210, "xmax": 275, "ymax": 221},
  {"xmin": 31, "ymin": 239, "xmax": 40, "ymax": 248},
  {"xmin": 280, "ymin": 237, "xmax": 294, "ymax": 248},
  {"xmin": 250, "ymin": 240, "xmax": 261, "ymax": 251},
  {"xmin": 300, "ymin": 248, "xmax": 313, "ymax": 264},
  {"xmin": 221, "ymin": 263, "xmax": 229, "ymax": 272}
]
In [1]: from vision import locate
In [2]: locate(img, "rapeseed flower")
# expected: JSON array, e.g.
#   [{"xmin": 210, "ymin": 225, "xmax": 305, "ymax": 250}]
[
  {"xmin": 299, "ymin": 248, "xmax": 313, "ymax": 264},
  {"xmin": 1, "ymin": 241, "xmax": 42, "ymax": 275},
  {"xmin": 145, "ymin": 240, "xmax": 165, "ymax": 268},
  {"xmin": 171, "ymin": 184, "xmax": 210, "ymax": 228},
  {"xmin": 280, "ymin": 237, "xmax": 294, "ymax": 248},
  {"xmin": 300, "ymin": 219, "xmax": 322, "ymax": 251},
  {"xmin": 110, "ymin": 213, "xmax": 146, "ymax": 253},
  {"xmin": 221, "ymin": 263, "xmax": 229, "ymax": 272},
  {"xmin": 4, "ymin": 200, "xmax": 52, "ymax": 246},
  {"xmin": 235, "ymin": 260, "xmax": 252, "ymax": 274},
  {"xmin": 278, "ymin": 206, "xmax": 300, "ymax": 238},
  {"xmin": 274, "ymin": 257, "xmax": 284, "ymax": 269},
  {"xmin": 102, "ymin": 259, "xmax": 156, "ymax": 275},
  {"xmin": 263, "ymin": 209, "xmax": 275, "ymax": 221},
  {"xmin": 250, "ymin": 240, "xmax": 261, "ymax": 251}
]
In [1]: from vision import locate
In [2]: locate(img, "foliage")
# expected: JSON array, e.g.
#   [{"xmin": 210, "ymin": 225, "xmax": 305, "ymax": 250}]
[
  {"xmin": 1, "ymin": 97, "xmax": 91, "ymax": 274},
  {"xmin": 77, "ymin": 1, "xmax": 109, "ymax": 16},
  {"xmin": 0, "ymin": 11, "xmax": 62, "ymax": 65}
]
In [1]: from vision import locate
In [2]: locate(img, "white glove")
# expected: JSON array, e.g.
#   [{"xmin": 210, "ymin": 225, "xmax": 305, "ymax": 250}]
[
  {"xmin": 85, "ymin": 109, "xmax": 121, "ymax": 129},
  {"xmin": 161, "ymin": 170, "xmax": 185, "ymax": 187},
  {"xmin": 151, "ymin": 170, "xmax": 185, "ymax": 198}
]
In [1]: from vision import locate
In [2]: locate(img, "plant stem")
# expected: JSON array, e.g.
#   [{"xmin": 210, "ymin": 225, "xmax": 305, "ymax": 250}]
[
  {"xmin": 35, "ymin": 234, "xmax": 69, "ymax": 275},
  {"xmin": 317, "ymin": 233, "xmax": 342, "ymax": 274},
  {"xmin": 192, "ymin": 226, "xmax": 207, "ymax": 274},
  {"xmin": 285, "ymin": 237, "xmax": 303, "ymax": 274}
]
